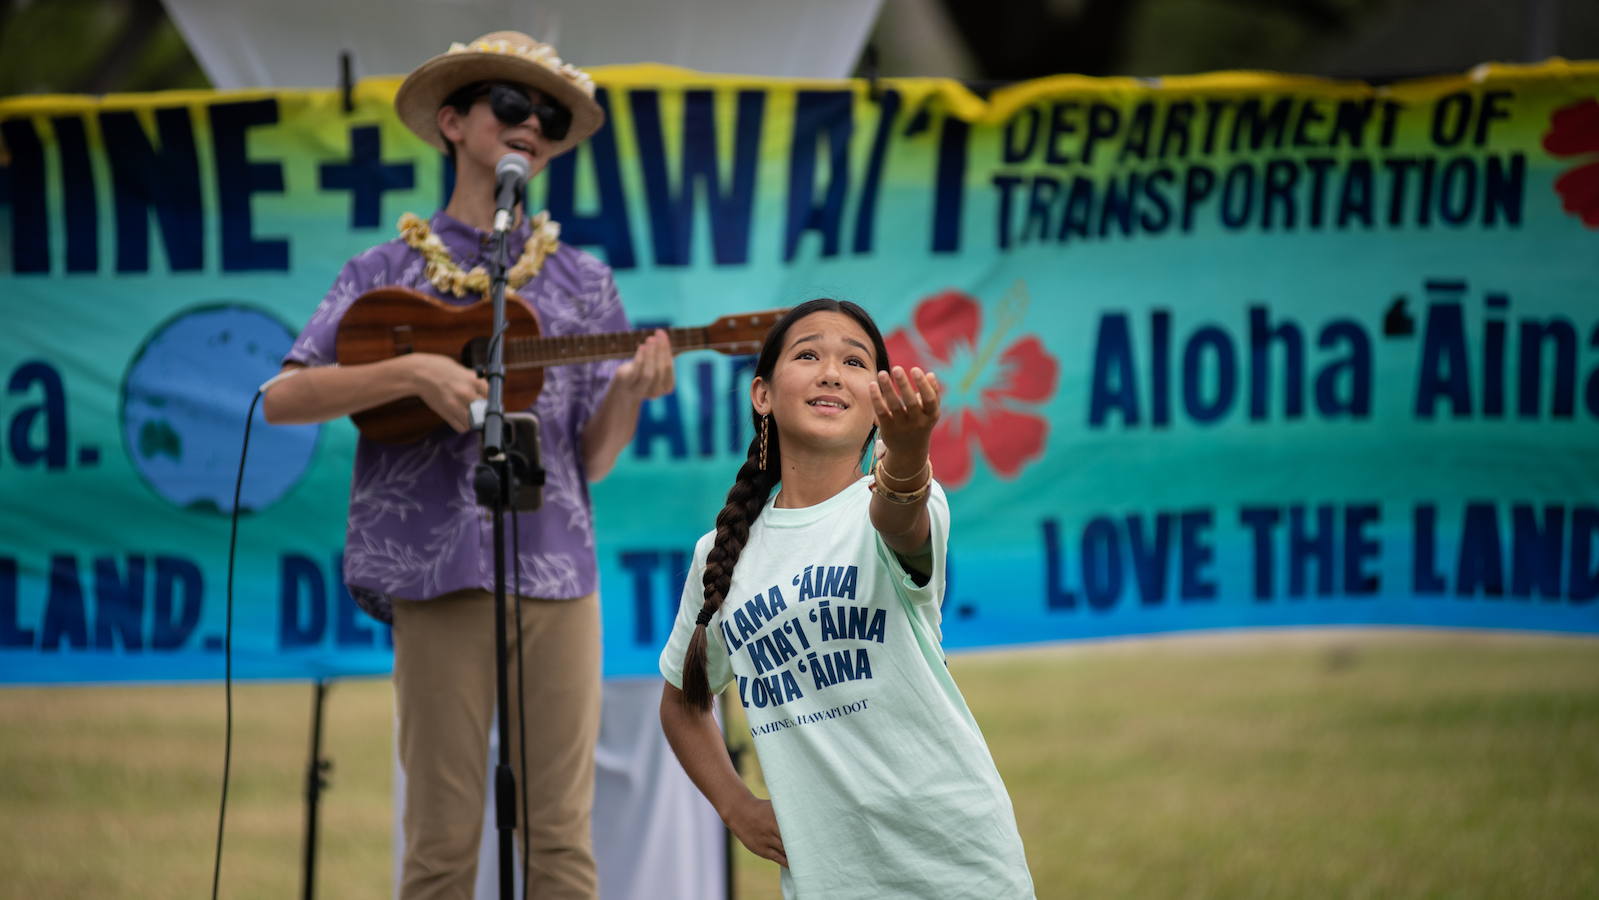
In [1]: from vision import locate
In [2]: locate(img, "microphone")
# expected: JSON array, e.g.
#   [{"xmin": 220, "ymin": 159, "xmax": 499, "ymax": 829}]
[{"xmin": 493, "ymin": 153, "xmax": 531, "ymax": 232}]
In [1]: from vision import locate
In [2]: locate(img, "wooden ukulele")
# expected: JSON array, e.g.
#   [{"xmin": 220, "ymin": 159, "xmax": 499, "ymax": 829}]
[{"xmin": 335, "ymin": 286, "xmax": 786, "ymax": 444}]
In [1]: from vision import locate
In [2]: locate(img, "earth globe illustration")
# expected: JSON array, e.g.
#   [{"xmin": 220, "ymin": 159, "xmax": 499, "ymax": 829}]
[{"xmin": 121, "ymin": 304, "xmax": 320, "ymax": 514}]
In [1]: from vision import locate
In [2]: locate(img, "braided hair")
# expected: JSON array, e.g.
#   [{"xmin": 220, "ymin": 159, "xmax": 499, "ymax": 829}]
[{"xmin": 679, "ymin": 299, "xmax": 891, "ymax": 712}]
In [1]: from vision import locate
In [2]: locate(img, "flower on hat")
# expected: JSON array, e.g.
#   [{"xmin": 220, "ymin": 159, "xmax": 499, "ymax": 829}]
[{"xmin": 447, "ymin": 38, "xmax": 596, "ymax": 98}]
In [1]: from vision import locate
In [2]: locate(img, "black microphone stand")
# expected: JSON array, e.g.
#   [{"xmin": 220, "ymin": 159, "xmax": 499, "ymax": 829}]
[{"xmin": 474, "ymin": 176, "xmax": 519, "ymax": 900}]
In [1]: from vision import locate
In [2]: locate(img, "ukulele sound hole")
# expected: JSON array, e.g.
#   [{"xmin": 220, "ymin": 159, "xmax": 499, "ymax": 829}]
[{"xmin": 462, "ymin": 336, "xmax": 490, "ymax": 372}]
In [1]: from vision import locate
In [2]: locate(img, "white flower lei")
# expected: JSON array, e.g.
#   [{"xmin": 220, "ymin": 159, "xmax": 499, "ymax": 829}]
[{"xmin": 397, "ymin": 211, "xmax": 561, "ymax": 298}]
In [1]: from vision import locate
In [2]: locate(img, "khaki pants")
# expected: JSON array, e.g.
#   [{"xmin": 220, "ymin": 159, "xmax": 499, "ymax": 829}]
[{"xmin": 392, "ymin": 589, "xmax": 601, "ymax": 900}]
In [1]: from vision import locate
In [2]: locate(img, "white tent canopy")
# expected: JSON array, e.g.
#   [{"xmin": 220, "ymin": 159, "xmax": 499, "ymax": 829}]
[{"xmin": 161, "ymin": 0, "xmax": 884, "ymax": 87}]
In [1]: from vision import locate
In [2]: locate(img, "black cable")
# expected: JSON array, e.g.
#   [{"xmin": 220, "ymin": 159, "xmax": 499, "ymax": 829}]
[
  {"xmin": 512, "ymin": 509, "xmax": 530, "ymax": 900},
  {"xmin": 213, "ymin": 388, "xmax": 262, "ymax": 900}
]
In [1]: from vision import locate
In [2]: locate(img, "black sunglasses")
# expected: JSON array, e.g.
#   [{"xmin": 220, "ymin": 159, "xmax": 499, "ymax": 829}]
[{"xmin": 478, "ymin": 82, "xmax": 572, "ymax": 142}]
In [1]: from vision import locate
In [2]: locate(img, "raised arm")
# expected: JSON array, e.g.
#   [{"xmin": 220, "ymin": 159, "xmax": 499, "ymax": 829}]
[
  {"xmin": 867, "ymin": 366, "xmax": 941, "ymax": 560},
  {"xmin": 261, "ymin": 355, "xmax": 488, "ymax": 433},
  {"xmin": 658, "ymin": 683, "xmax": 788, "ymax": 867}
]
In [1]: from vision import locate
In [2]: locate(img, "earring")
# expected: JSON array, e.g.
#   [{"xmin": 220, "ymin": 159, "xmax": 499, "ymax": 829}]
[
  {"xmin": 759, "ymin": 414, "xmax": 769, "ymax": 470},
  {"xmin": 866, "ymin": 428, "xmax": 876, "ymax": 475}
]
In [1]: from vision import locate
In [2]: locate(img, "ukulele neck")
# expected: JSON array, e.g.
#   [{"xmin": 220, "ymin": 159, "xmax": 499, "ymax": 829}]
[{"xmin": 506, "ymin": 326, "xmax": 715, "ymax": 369}]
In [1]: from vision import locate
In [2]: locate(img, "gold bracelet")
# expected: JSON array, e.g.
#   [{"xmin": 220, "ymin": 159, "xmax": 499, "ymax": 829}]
[
  {"xmin": 877, "ymin": 456, "xmax": 931, "ymax": 489},
  {"xmin": 871, "ymin": 458, "xmax": 932, "ymax": 505}
]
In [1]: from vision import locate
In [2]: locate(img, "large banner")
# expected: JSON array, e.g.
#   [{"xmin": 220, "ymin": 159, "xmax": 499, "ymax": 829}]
[{"xmin": 3, "ymin": 61, "xmax": 1597, "ymax": 685}]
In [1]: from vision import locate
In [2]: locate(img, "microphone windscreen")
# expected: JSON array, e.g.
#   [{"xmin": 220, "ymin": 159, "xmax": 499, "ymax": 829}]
[{"xmin": 496, "ymin": 153, "xmax": 532, "ymax": 186}]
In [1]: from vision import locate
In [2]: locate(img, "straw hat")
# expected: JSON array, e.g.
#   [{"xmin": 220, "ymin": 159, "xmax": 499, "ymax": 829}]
[{"xmin": 395, "ymin": 31, "xmax": 604, "ymax": 158}]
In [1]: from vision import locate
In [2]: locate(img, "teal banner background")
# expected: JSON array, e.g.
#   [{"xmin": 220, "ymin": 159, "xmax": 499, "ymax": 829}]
[{"xmin": 2, "ymin": 62, "xmax": 1597, "ymax": 684}]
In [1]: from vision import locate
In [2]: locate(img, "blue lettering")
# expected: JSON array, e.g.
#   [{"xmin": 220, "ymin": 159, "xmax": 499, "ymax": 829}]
[
  {"xmin": 1289, "ymin": 504, "xmax": 1336, "ymax": 597},
  {"xmin": 41, "ymin": 555, "xmax": 88, "ymax": 651},
  {"xmin": 8, "ymin": 361, "xmax": 69, "ymax": 470},
  {"xmin": 279, "ymin": 554, "xmax": 326, "ymax": 648},
  {"xmin": 318, "ymin": 125, "xmax": 415, "ymax": 229},
  {"xmin": 747, "ymin": 635, "xmax": 777, "ymax": 675},
  {"xmin": 1569, "ymin": 507, "xmax": 1599, "ymax": 602},
  {"xmin": 1081, "ymin": 517, "xmax": 1122, "ymax": 610},
  {"xmin": 629, "ymin": 89, "xmax": 764, "ymax": 266},
  {"xmin": 632, "ymin": 392, "xmax": 688, "ymax": 459},
  {"xmin": 787, "ymin": 617, "xmax": 811, "ymax": 650},
  {"xmin": 1519, "ymin": 318, "xmax": 1578, "ymax": 418},
  {"xmin": 846, "ymin": 605, "xmax": 868, "ymax": 640},
  {"xmin": 1180, "ymin": 509, "xmax": 1218, "ymax": 601},
  {"xmin": 853, "ymin": 89, "xmax": 901, "ymax": 254},
  {"xmin": 733, "ymin": 607, "xmax": 757, "ymax": 641},
  {"xmin": 765, "ymin": 586, "xmax": 788, "ymax": 617},
  {"xmin": 1126, "ymin": 513, "xmax": 1172, "ymax": 604},
  {"xmin": 546, "ymin": 88, "xmax": 637, "ymax": 268},
  {"xmin": 99, "ymin": 107, "xmax": 203, "ymax": 272},
  {"xmin": 1344, "ymin": 505, "xmax": 1381, "ymax": 596},
  {"xmin": 1416, "ymin": 302, "xmax": 1472, "ymax": 417},
  {"xmin": 94, "ymin": 555, "xmax": 146, "ymax": 651},
  {"xmin": 1316, "ymin": 320, "xmax": 1373, "ymax": 418},
  {"xmin": 1413, "ymin": 504, "xmax": 1447, "ymax": 594},
  {"xmin": 831, "ymin": 649, "xmax": 855, "ymax": 681},
  {"xmin": 0, "ymin": 558, "xmax": 34, "ymax": 648},
  {"xmin": 760, "ymin": 674, "xmax": 783, "ymax": 706},
  {"xmin": 619, "ymin": 550, "xmax": 661, "ymax": 643},
  {"xmin": 780, "ymin": 670, "xmax": 805, "ymax": 703},
  {"xmin": 744, "ymin": 591, "xmax": 774, "ymax": 630},
  {"xmin": 822, "ymin": 566, "xmax": 844, "ymax": 597},
  {"xmin": 785, "ymin": 91, "xmax": 852, "ymax": 261},
  {"xmin": 1182, "ymin": 326, "xmax": 1237, "ymax": 424},
  {"xmin": 806, "ymin": 651, "xmax": 829, "ymax": 690},
  {"xmin": 1042, "ymin": 519, "xmax": 1077, "ymax": 610},
  {"xmin": 1240, "ymin": 506, "xmax": 1281, "ymax": 600},
  {"xmin": 209, "ymin": 99, "xmax": 288, "ymax": 271},
  {"xmin": 932, "ymin": 115, "xmax": 969, "ymax": 254},
  {"xmin": 54, "ymin": 116, "xmax": 97, "ymax": 272},
  {"xmin": 838, "ymin": 566, "xmax": 858, "ymax": 600},
  {"xmin": 864, "ymin": 609, "xmax": 886, "ymax": 644},
  {"xmin": 720, "ymin": 619, "xmax": 744, "ymax": 652},
  {"xmin": 1457, "ymin": 502, "xmax": 1505, "ymax": 597},
  {"xmin": 770, "ymin": 626, "xmax": 798, "ymax": 664},
  {"xmin": 1249, "ymin": 305, "xmax": 1304, "ymax": 421},
  {"xmin": 1088, "ymin": 313, "xmax": 1140, "ymax": 427},
  {"xmin": 814, "ymin": 601, "xmax": 839, "ymax": 642},
  {"xmin": 0, "ymin": 119, "xmax": 48, "ymax": 272}
]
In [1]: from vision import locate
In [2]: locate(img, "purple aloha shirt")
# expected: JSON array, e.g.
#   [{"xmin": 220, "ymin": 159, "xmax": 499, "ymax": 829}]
[{"xmin": 285, "ymin": 210, "xmax": 627, "ymax": 623}]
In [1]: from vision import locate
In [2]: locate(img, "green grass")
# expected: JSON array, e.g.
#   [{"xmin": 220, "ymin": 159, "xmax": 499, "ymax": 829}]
[
  {"xmin": 3, "ymin": 631, "xmax": 1597, "ymax": 900},
  {"xmin": 0, "ymin": 678, "xmax": 394, "ymax": 900}
]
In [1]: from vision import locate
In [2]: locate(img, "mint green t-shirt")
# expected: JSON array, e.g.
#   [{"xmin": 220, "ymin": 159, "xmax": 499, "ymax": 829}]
[{"xmin": 660, "ymin": 476, "xmax": 1035, "ymax": 900}]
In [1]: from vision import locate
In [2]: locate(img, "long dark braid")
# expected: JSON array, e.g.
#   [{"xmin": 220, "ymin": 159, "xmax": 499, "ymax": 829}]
[{"xmin": 680, "ymin": 299, "xmax": 890, "ymax": 712}]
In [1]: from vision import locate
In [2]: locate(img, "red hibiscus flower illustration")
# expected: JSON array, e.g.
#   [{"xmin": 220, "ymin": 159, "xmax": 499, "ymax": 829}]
[
  {"xmin": 883, "ymin": 283, "xmax": 1059, "ymax": 488},
  {"xmin": 1543, "ymin": 97, "xmax": 1599, "ymax": 228}
]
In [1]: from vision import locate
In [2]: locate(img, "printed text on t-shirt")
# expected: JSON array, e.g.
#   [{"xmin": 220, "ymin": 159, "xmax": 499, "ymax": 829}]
[{"xmin": 720, "ymin": 564, "xmax": 886, "ymax": 711}]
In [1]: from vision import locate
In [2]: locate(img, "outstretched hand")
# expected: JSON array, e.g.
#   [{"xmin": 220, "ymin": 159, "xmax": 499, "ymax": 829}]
[{"xmin": 869, "ymin": 366, "xmax": 941, "ymax": 464}]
